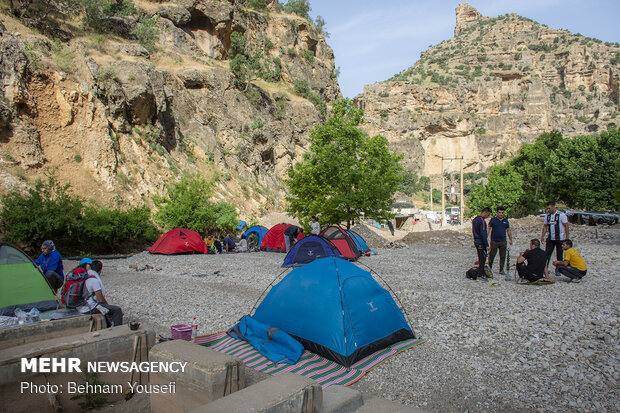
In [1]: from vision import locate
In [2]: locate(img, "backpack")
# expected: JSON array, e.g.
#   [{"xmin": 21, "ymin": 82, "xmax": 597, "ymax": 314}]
[
  {"xmin": 466, "ymin": 265, "xmax": 493, "ymax": 280},
  {"xmin": 60, "ymin": 267, "xmax": 95, "ymax": 309},
  {"xmin": 466, "ymin": 267, "xmax": 479, "ymax": 279}
]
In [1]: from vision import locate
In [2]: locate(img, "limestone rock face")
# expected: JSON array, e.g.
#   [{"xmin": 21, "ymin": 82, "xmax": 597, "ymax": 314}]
[
  {"xmin": 356, "ymin": 3, "xmax": 620, "ymax": 176},
  {"xmin": 0, "ymin": 1, "xmax": 340, "ymax": 216}
]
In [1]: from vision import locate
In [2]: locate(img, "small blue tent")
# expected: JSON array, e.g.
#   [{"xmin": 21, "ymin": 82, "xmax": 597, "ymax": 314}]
[
  {"xmin": 242, "ymin": 225, "xmax": 269, "ymax": 246},
  {"xmin": 253, "ymin": 257, "xmax": 414, "ymax": 367},
  {"xmin": 346, "ymin": 230, "xmax": 370, "ymax": 254},
  {"xmin": 282, "ymin": 235, "xmax": 342, "ymax": 267}
]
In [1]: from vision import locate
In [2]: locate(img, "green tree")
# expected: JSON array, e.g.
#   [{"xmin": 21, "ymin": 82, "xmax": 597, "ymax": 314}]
[
  {"xmin": 466, "ymin": 164, "xmax": 525, "ymax": 216},
  {"xmin": 152, "ymin": 177, "xmax": 238, "ymax": 235},
  {"xmin": 547, "ymin": 128, "xmax": 620, "ymax": 210},
  {"xmin": 286, "ymin": 99, "xmax": 403, "ymax": 228},
  {"xmin": 81, "ymin": 0, "xmax": 136, "ymax": 33},
  {"xmin": 282, "ymin": 0, "xmax": 311, "ymax": 19},
  {"xmin": 229, "ymin": 32, "xmax": 267, "ymax": 91},
  {"xmin": 510, "ymin": 130, "xmax": 562, "ymax": 206}
]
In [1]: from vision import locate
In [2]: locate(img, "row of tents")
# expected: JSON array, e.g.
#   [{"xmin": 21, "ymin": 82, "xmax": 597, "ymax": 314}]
[{"xmin": 149, "ymin": 224, "xmax": 371, "ymax": 268}]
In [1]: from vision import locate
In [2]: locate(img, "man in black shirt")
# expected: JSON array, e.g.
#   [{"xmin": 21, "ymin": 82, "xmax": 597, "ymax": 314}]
[
  {"xmin": 516, "ymin": 239, "xmax": 550, "ymax": 282},
  {"xmin": 283, "ymin": 225, "xmax": 303, "ymax": 252}
]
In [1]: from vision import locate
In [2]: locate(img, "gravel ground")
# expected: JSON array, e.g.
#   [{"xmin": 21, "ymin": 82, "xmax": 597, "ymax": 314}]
[{"xmin": 71, "ymin": 218, "xmax": 620, "ymax": 412}]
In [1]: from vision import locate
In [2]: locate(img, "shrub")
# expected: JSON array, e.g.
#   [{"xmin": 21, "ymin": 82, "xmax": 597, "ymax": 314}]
[
  {"xmin": 82, "ymin": 0, "xmax": 136, "ymax": 33},
  {"xmin": 131, "ymin": 16, "xmax": 159, "ymax": 52},
  {"xmin": 282, "ymin": 0, "xmax": 311, "ymax": 20},
  {"xmin": 52, "ymin": 40, "xmax": 76, "ymax": 73},
  {"xmin": 302, "ymin": 49, "xmax": 314, "ymax": 64},
  {"xmin": 0, "ymin": 174, "xmax": 157, "ymax": 253},
  {"xmin": 287, "ymin": 47, "xmax": 297, "ymax": 58},
  {"xmin": 152, "ymin": 177, "xmax": 238, "ymax": 234}
]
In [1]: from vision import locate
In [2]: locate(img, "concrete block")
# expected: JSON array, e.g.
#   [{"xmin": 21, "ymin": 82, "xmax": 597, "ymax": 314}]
[
  {"xmin": 320, "ymin": 386, "xmax": 363, "ymax": 413},
  {"xmin": 192, "ymin": 372, "xmax": 322, "ymax": 413},
  {"xmin": 0, "ymin": 325, "xmax": 154, "ymax": 412},
  {"xmin": 0, "ymin": 314, "xmax": 106, "ymax": 350},
  {"xmin": 149, "ymin": 340, "xmax": 245, "ymax": 413}
]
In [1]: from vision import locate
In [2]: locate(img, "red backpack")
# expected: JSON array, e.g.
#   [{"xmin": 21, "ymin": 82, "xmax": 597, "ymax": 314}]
[{"xmin": 60, "ymin": 267, "xmax": 95, "ymax": 308}]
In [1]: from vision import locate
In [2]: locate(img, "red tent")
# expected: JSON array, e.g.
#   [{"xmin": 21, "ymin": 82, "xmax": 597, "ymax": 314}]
[
  {"xmin": 149, "ymin": 228, "xmax": 207, "ymax": 255},
  {"xmin": 260, "ymin": 223, "xmax": 305, "ymax": 252},
  {"xmin": 319, "ymin": 226, "xmax": 361, "ymax": 261}
]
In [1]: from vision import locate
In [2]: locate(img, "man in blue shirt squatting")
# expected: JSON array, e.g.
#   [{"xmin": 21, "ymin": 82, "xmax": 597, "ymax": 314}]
[
  {"xmin": 34, "ymin": 240, "xmax": 64, "ymax": 292},
  {"xmin": 488, "ymin": 206, "xmax": 513, "ymax": 276},
  {"xmin": 471, "ymin": 207, "xmax": 492, "ymax": 279}
]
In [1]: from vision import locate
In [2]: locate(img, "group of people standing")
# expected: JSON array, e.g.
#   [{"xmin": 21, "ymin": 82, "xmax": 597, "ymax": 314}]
[{"xmin": 471, "ymin": 202, "xmax": 587, "ymax": 283}]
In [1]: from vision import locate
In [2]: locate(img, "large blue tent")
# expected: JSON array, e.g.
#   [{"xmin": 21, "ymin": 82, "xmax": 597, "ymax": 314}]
[
  {"xmin": 253, "ymin": 257, "xmax": 414, "ymax": 366},
  {"xmin": 346, "ymin": 230, "xmax": 370, "ymax": 254},
  {"xmin": 282, "ymin": 235, "xmax": 342, "ymax": 267},
  {"xmin": 242, "ymin": 225, "xmax": 269, "ymax": 246}
]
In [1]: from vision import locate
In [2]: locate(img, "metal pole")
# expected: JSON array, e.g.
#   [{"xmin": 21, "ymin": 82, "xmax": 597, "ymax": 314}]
[
  {"xmin": 460, "ymin": 157, "xmax": 464, "ymax": 223},
  {"xmin": 430, "ymin": 181, "xmax": 433, "ymax": 211},
  {"xmin": 441, "ymin": 157, "xmax": 445, "ymax": 226}
]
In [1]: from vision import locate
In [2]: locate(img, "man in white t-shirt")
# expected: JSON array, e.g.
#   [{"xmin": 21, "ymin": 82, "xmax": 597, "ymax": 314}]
[
  {"xmin": 78, "ymin": 258, "xmax": 123, "ymax": 327},
  {"xmin": 541, "ymin": 201, "xmax": 569, "ymax": 269}
]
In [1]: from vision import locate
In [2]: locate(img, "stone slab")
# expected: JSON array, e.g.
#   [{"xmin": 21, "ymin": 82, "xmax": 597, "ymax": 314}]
[
  {"xmin": 149, "ymin": 340, "xmax": 245, "ymax": 413},
  {"xmin": 320, "ymin": 385, "xmax": 363, "ymax": 413},
  {"xmin": 191, "ymin": 372, "xmax": 322, "ymax": 413},
  {"xmin": 0, "ymin": 314, "xmax": 106, "ymax": 350}
]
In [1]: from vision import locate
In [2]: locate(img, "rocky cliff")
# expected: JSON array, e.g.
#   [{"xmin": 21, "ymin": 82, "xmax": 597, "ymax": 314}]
[
  {"xmin": 355, "ymin": 3, "xmax": 620, "ymax": 176},
  {"xmin": 0, "ymin": 0, "xmax": 340, "ymax": 216}
]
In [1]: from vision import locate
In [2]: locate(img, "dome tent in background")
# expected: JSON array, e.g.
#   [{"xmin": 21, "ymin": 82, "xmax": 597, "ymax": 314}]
[
  {"xmin": 260, "ymin": 223, "xmax": 303, "ymax": 252},
  {"xmin": 281, "ymin": 235, "xmax": 342, "ymax": 267},
  {"xmin": 149, "ymin": 228, "xmax": 207, "ymax": 255},
  {"xmin": 242, "ymin": 225, "xmax": 269, "ymax": 246},
  {"xmin": 320, "ymin": 225, "xmax": 361, "ymax": 261},
  {"xmin": 0, "ymin": 244, "xmax": 57, "ymax": 316},
  {"xmin": 253, "ymin": 257, "xmax": 415, "ymax": 367},
  {"xmin": 346, "ymin": 230, "xmax": 370, "ymax": 254}
]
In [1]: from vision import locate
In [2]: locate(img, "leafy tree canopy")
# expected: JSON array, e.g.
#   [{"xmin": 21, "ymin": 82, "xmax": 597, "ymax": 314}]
[
  {"xmin": 152, "ymin": 177, "xmax": 238, "ymax": 235},
  {"xmin": 286, "ymin": 99, "xmax": 403, "ymax": 228},
  {"xmin": 466, "ymin": 164, "xmax": 525, "ymax": 216},
  {"xmin": 468, "ymin": 128, "xmax": 620, "ymax": 217}
]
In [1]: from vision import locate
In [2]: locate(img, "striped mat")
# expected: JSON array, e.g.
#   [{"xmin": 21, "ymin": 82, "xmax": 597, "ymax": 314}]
[{"xmin": 196, "ymin": 332, "xmax": 425, "ymax": 388}]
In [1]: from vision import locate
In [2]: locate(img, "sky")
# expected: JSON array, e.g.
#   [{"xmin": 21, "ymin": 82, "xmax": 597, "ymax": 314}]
[{"xmin": 307, "ymin": 0, "xmax": 620, "ymax": 98}]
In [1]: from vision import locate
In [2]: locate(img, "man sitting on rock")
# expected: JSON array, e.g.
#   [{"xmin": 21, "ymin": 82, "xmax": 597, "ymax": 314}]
[
  {"xmin": 516, "ymin": 239, "xmax": 553, "ymax": 283},
  {"xmin": 552, "ymin": 239, "xmax": 587, "ymax": 283}
]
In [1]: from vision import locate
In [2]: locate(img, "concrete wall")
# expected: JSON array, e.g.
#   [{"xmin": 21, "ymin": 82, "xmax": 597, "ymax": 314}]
[
  {"xmin": 0, "ymin": 325, "xmax": 154, "ymax": 412},
  {"xmin": 0, "ymin": 315, "xmax": 106, "ymax": 350}
]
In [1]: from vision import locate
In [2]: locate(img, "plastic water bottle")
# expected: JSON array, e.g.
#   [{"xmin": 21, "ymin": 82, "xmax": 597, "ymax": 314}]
[{"xmin": 190, "ymin": 317, "xmax": 198, "ymax": 342}]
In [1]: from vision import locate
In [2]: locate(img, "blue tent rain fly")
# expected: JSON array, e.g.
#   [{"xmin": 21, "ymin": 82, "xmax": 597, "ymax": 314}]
[
  {"xmin": 253, "ymin": 257, "xmax": 414, "ymax": 367},
  {"xmin": 346, "ymin": 230, "xmax": 370, "ymax": 254},
  {"xmin": 282, "ymin": 235, "xmax": 342, "ymax": 267},
  {"xmin": 242, "ymin": 225, "xmax": 269, "ymax": 246}
]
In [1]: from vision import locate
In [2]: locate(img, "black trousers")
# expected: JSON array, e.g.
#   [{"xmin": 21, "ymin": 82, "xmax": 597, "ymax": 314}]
[
  {"xmin": 489, "ymin": 241, "xmax": 507, "ymax": 271},
  {"xmin": 44, "ymin": 270, "xmax": 63, "ymax": 292},
  {"xmin": 545, "ymin": 238, "xmax": 564, "ymax": 266},
  {"xmin": 516, "ymin": 262, "xmax": 544, "ymax": 282},
  {"xmin": 475, "ymin": 244, "xmax": 487, "ymax": 278},
  {"xmin": 90, "ymin": 304, "xmax": 123, "ymax": 327},
  {"xmin": 556, "ymin": 266, "xmax": 587, "ymax": 280}
]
